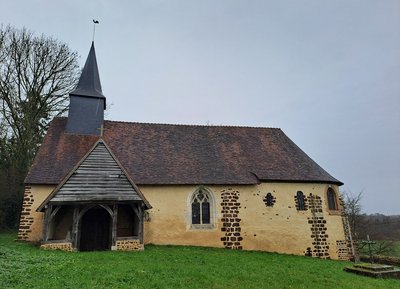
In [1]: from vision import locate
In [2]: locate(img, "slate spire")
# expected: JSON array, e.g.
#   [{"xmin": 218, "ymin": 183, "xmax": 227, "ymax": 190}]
[
  {"xmin": 70, "ymin": 41, "xmax": 106, "ymax": 102},
  {"xmin": 66, "ymin": 42, "xmax": 106, "ymax": 135}
]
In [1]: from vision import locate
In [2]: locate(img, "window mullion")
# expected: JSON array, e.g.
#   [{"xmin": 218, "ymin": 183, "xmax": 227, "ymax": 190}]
[{"xmin": 199, "ymin": 201, "xmax": 203, "ymax": 224}]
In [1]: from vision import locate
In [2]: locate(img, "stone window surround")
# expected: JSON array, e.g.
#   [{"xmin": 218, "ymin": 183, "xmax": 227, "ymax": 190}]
[{"xmin": 188, "ymin": 186, "xmax": 216, "ymax": 230}]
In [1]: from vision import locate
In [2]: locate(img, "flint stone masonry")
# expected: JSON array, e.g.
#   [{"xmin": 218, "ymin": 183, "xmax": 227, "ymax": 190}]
[
  {"xmin": 116, "ymin": 239, "xmax": 143, "ymax": 251},
  {"xmin": 307, "ymin": 194, "xmax": 330, "ymax": 258},
  {"xmin": 220, "ymin": 189, "xmax": 243, "ymax": 249},
  {"xmin": 17, "ymin": 186, "xmax": 34, "ymax": 241},
  {"xmin": 40, "ymin": 242, "xmax": 73, "ymax": 252}
]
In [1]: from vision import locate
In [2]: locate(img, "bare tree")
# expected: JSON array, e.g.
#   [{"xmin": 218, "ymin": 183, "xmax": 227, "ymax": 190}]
[
  {"xmin": 0, "ymin": 25, "xmax": 80, "ymax": 229},
  {"xmin": 0, "ymin": 25, "xmax": 80, "ymax": 169},
  {"xmin": 342, "ymin": 190, "xmax": 363, "ymax": 239}
]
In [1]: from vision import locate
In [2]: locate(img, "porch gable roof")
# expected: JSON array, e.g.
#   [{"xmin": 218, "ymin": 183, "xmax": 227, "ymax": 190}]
[{"xmin": 37, "ymin": 139, "xmax": 151, "ymax": 211}]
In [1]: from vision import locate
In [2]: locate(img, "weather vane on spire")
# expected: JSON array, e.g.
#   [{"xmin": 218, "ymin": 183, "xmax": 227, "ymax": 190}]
[{"xmin": 92, "ymin": 19, "xmax": 99, "ymax": 42}]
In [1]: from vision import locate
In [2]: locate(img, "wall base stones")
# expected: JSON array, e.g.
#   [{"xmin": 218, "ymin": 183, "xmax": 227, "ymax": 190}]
[
  {"xmin": 336, "ymin": 240, "xmax": 351, "ymax": 260},
  {"xmin": 39, "ymin": 240, "xmax": 144, "ymax": 252},
  {"xmin": 17, "ymin": 186, "xmax": 34, "ymax": 241},
  {"xmin": 220, "ymin": 189, "xmax": 243, "ymax": 249},
  {"xmin": 40, "ymin": 242, "xmax": 73, "ymax": 252},
  {"xmin": 116, "ymin": 239, "xmax": 144, "ymax": 251}
]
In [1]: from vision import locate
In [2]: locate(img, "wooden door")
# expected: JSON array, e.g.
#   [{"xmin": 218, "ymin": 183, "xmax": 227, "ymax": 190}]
[{"xmin": 79, "ymin": 208, "xmax": 111, "ymax": 251}]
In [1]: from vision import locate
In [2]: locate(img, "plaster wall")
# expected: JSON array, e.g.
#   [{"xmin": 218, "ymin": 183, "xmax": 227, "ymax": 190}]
[
  {"xmin": 18, "ymin": 185, "xmax": 55, "ymax": 242},
  {"xmin": 141, "ymin": 183, "xmax": 347, "ymax": 259},
  {"xmin": 142, "ymin": 186, "xmax": 222, "ymax": 248},
  {"xmin": 237, "ymin": 183, "xmax": 345, "ymax": 258}
]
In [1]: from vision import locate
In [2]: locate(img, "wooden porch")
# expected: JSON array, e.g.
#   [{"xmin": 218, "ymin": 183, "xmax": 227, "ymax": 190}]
[{"xmin": 41, "ymin": 202, "xmax": 145, "ymax": 251}]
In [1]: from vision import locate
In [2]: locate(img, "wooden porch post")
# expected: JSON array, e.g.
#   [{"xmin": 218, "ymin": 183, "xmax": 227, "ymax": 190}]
[
  {"xmin": 139, "ymin": 204, "xmax": 144, "ymax": 244},
  {"xmin": 111, "ymin": 204, "xmax": 118, "ymax": 250},
  {"xmin": 71, "ymin": 206, "xmax": 80, "ymax": 250},
  {"xmin": 130, "ymin": 203, "xmax": 145, "ymax": 245},
  {"xmin": 42, "ymin": 204, "xmax": 52, "ymax": 242}
]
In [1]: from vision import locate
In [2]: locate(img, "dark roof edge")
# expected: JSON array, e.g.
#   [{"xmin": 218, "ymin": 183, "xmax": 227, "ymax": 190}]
[
  {"xmin": 70, "ymin": 92, "xmax": 106, "ymax": 99},
  {"xmin": 258, "ymin": 179, "xmax": 344, "ymax": 186},
  {"xmin": 135, "ymin": 179, "xmax": 343, "ymax": 186},
  {"xmin": 27, "ymin": 179, "xmax": 343, "ymax": 187},
  {"xmin": 69, "ymin": 92, "xmax": 106, "ymax": 110}
]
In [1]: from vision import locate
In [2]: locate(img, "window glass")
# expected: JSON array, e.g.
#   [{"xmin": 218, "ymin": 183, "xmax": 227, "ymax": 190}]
[
  {"xmin": 191, "ymin": 189, "xmax": 212, "ymax": 226},
  {"xmin": 296, "ymin": 191, "xmax": 306, "ymax": 210},
  {"xmin": 327, "ymin": 188, "xmax": 338, "ymax": 210},
  {"xmin": 192, "ymin": 200, "xmax": 200, "ymax": 224}
]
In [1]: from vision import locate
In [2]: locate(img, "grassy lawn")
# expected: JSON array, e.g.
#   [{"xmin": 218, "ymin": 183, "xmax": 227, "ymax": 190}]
[
  {"xmin": 392, "ymin": 241, "xmax": 400, "ymax": 257},
  {"xmin": 1, "ymin": 233, "xmax": 399, "ymax": 289},
  {"xmin": 358, "ymin": 240, "xmax": 400, "ymax": 258}
]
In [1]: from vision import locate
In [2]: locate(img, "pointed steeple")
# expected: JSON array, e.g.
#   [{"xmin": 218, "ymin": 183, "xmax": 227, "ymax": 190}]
[
  {"xmin": 66, "ymin": 42, "xmax": 106, "ymax": 136},
  {"xmin": 70, "ymin": 42, "xmax": 106, "ymax": 101}
]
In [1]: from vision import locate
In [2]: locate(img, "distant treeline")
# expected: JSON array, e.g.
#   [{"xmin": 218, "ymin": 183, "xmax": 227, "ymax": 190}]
[{"xmin": 355, "ymin": 214, "xmax": 400, "ymax": 241}]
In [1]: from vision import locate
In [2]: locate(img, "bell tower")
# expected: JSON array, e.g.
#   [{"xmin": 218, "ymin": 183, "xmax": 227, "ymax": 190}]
[{"xmin": 66, "ymin": 42, "xmax": 106, "ymax": 135}]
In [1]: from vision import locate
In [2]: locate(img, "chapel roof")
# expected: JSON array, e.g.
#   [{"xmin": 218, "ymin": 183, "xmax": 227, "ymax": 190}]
[{"xmin": 25, "ymin": 118, "xmax": 342, "ymax": 186}]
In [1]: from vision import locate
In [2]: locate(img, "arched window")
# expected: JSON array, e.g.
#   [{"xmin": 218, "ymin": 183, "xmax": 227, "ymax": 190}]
[
  {"xmin": 191, "ymin": 188, "xmax": 212, "ymax": 225},
  {"xmin": 296, "ymin": 191, "xmax": 306, "ymax": 210},
  {"xmin": 327, "ymin": 188, "xmax": 338, "ymax": 210}
]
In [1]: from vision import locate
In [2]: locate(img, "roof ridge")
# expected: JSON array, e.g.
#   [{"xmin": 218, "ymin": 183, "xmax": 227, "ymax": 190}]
[
  {"xmin": 103, "ymin": 119, "xmax": 281, "ymax": 130},
  {"xmin": 55, "ymin": 115, "xmax": 280, "ymax": 130}
]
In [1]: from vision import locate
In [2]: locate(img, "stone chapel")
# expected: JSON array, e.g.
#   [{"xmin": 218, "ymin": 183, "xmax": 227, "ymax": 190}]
[{"xmin": 18, "ymin": 42, "xmax": 351, "ymax": 260}]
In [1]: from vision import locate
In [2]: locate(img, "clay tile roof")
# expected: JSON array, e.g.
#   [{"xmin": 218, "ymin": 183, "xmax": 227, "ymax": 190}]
[{"xmin": 25, "ymin": 118, "xmax": 343, "ymax": 186}]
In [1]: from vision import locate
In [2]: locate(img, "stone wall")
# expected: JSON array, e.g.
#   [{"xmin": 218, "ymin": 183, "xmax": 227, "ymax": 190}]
[
  {"xmin": 307, "ymin": 194, "xmax": 329, "ymax": 258},
  {"xmin": 116, "ymin": 239, "xmax": 144, "ymax": 251},
  {"xmin": 40, "ymin": 242, "xmax": 73, "ymax": 252},
  {"xmin": 220, "ymin": 189, "xmax": 243, "ymax": 249},
  {"xmin": 18, "ymin": 186, "xmax": 34, "ymax": 241}
]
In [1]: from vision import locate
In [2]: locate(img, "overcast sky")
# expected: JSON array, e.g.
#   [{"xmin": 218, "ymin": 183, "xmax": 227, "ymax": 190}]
[{"xmin": 2, "ymin": 0, "xmax": 399, "ymax": 215}]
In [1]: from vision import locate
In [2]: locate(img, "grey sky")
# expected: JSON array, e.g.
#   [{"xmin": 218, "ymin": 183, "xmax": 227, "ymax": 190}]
[{"xmin": 2, "ymin": 0, "xmax": 399, "ymax": 214}]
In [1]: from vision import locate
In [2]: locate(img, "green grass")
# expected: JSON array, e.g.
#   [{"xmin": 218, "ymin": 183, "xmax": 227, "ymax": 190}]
[
  {"xmin": 1, "ymin": 233, "xmax": 399, "ymax": 289},
  {"xmin": 394, "ymin": 241, "xmax": 400, "ymax": 257},
  {"xmin": 358, "ymin": 240, "xmax": 400, "ymax": 257}
]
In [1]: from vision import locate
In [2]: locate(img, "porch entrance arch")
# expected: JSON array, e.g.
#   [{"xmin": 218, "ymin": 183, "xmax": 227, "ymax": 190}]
[{"xmin": 79, "ymin": 207, "xmax": 112, "ymax": 251}]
